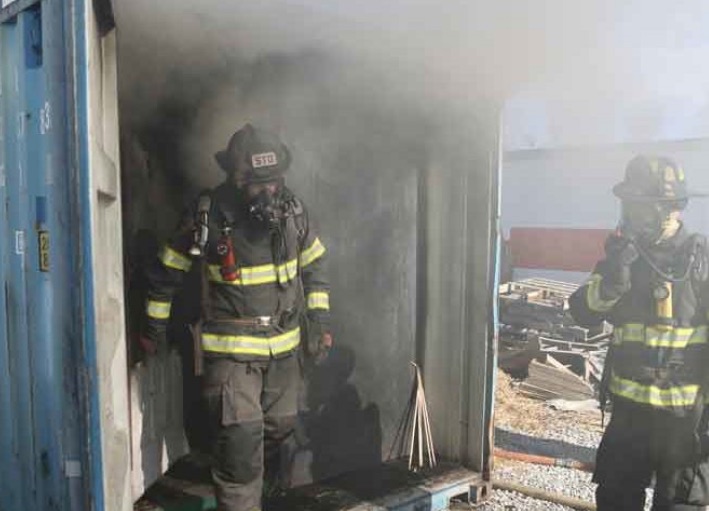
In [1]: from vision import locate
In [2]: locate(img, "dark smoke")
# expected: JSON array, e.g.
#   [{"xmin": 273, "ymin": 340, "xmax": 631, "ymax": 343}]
[{"xmin": 114, "ymin": 0, "xmax": 709, "ymax": 485}]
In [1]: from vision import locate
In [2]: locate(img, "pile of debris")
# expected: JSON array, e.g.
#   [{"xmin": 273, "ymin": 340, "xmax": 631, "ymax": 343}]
[{"xmin": 498, "ymin": 278, "xmax": 611, "ymax": 402}]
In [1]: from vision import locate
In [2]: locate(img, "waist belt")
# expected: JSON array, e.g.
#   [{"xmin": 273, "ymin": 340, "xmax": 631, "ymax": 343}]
[
  {"xmin": 633, "ymin": 363, "xmax": 686, "ymax": 384},
  {"xmin": 213, "ymin": 316, "xmax": 277, "ymax": 328}
]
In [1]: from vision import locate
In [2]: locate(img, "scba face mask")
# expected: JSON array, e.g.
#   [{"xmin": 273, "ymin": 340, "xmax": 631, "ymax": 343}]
[
  {"xmin": 621, "ymin": 200, "xmax": 686, "ymax": 243},
  {"xmin": 247, "ymin": 186, "xmax": 289, "ymax": 228}
]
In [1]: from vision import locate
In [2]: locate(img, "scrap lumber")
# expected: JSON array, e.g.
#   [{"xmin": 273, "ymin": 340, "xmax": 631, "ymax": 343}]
[
  {"xmin": 499, "ymin": 277, "xmax": 610, "ymax": 389},
  {"xmin": 518, "ymin": 358, "xmax": 594, "ymax": 401}
]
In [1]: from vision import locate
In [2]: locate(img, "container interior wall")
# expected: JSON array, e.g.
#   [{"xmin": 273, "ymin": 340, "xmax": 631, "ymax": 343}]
[
  {"xmin": 120, "ymin": 84, "xmax": 424, "ymax": 487},
  {"xmin": 422, "ymin": 113, "xmax": 499, "ymax": 472}
]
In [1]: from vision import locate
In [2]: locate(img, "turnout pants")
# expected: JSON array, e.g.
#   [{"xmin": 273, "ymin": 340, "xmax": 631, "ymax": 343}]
[
  {"xmin": 594, "ymin": 401, "xmax": 709, "ymax": 511},
  {"xmin": 202, "ymin": 354, "xmax": 301, "ymax": 511}
]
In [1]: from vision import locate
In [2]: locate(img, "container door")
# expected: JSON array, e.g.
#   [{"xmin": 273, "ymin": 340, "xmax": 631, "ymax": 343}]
[
  {"xmin": 78, "ymin": 0, "xmax": 133, "ymax": 509},
  {"xmin": 0, "ymin": 2, "xmax": 86, "ymax": 510}
]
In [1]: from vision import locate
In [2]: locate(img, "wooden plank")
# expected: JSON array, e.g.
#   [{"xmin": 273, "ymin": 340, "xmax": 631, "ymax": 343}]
[
  {"xmin": 539, "ymin": 337, "xmax": 608, "ymax": 351},
  {"xmin": 522, "ymin": 360, "xmax": 595, "ymax": 401}
]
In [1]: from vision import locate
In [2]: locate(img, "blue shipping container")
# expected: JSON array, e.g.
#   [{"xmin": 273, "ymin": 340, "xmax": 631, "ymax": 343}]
[{"xmin": 0, "ymin": 0, "xmax": 115, "ymax": 509}]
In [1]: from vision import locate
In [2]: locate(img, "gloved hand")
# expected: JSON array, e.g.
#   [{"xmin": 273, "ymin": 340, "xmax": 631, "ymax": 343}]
[
  {"xmin": 137, "ymin": 323, "xmax": 166, "ymax": 359},
  {"xmin": 305, "ymin": 320, "xmax": 333, "ymax": 365},
  {"xmin": 138, "ymin": 335, "xmax": 158, "ymax": 356},
  {"xmin": 601, "ymin": 235, "xmax": 639, "ymax": 299},
  {"xmin": 314, "ymin": 331, "xmax": 333, "ymax": 365}
]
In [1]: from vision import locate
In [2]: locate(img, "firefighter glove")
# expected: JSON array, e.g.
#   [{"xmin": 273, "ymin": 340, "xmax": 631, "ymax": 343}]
[
  {"xmin": 314, "ymin": 331, "xmax": 333, "ymax": 365},
  {"xmin": 141, "ymin": 323, "xmax": 167, "ymax": 357},
  {"xmin": 601, "ymin": 236, "xmax": 639, "ymax": 299},
  {"xmin": 306, "ymin": 320, "xmax": 332, "ymax": 365}
]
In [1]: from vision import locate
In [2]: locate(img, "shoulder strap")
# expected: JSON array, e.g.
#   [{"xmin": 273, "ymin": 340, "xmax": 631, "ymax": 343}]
[
  {"xmin": 207, "ymin": 187, "xmax": 239, "ymax": 227},
  {"xmin": 291, "ymin": 197, "xmax": 308, "ymax": 246},
  {"xmin": 281, "ymin": 187, "xmax": 308, "ymax": 247}
]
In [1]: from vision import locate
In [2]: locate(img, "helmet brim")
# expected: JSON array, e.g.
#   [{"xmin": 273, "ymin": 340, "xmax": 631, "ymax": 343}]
[{"xmin": 215, "ymin": 150, "xmax": 232, "ymax": 173}]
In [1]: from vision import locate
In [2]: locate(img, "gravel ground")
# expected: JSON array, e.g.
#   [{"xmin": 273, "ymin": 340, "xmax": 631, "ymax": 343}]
[
  {"xmin": 456, "ymin": 461, "xmax": 654, "ymax": 511},
  {"xmin": 470, "ymin": 372, "xmax": 656, "ymax": 510}
]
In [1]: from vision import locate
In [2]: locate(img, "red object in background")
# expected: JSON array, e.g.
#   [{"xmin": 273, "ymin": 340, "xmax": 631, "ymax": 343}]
[{"xmin": 508, "ymin": 227, "xmax": 611, "ymax": 272}]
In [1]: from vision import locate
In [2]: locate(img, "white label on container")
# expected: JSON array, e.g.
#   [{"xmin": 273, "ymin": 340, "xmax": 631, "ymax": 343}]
[
  {"xmin": 15, "ymin": 230, "xmax": 24, "ymax": 255},
  {"xmin": 64, "ymin": 460, "xmax": 82, "ymax": 478},
  {"xmin": 40, "ymin": 102, "xmax": 51, "ymax": 135}
]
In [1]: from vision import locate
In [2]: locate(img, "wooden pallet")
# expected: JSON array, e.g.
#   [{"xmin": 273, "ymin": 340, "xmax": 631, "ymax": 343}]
[
  {"xmin": 499, "ymin": 278, "xmax": 580, "ymax": 310},
  {"xmin": 134, "ymin": 457, "xmax": 488, "ymax": 511}
]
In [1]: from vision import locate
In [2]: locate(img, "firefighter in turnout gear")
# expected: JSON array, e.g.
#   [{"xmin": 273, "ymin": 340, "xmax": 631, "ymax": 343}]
[
  {"xmin": 143, "ymin": 124, "xmax": 332, "ymax": 511},
  {"xmin": 570, "ymin": 155, "xmax": 709, "ymax": 511}
]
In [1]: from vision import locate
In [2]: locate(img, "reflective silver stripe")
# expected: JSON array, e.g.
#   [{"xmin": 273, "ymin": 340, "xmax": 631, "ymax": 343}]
[
  {"xmin": 146, "ymin": 300, "xmax": 171, "ymax": 320},
  {"xmin": 586, "ymin": 274, "xmax": 620, "ymax": 312},
  {"xmin": 208, "ymin": 259, "xmax": 298, "ymax": 286},
  {"xmin": 616, "ymin": 324, "xmax": 709, "ymax": 348},
  {"xmin": 307, "ymin": 291, "xmax": 330, "ymax": 310},
  {"xmin": 609, "ymin": 373, "xmax": 699, "ymax": 408},
  {"xmin": 160, "ymin": 246, "xmax": 192, "ymax": 272},
  {"xmin": 300, "ymin": 238, "xmax": 326, "ymax": 268},
  {"xmin": 202, "ymin": 327, "xmax": 300, "ymax": 355}
]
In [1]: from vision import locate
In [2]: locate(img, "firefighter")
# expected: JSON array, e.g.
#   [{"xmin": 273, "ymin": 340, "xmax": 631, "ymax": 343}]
[
  {"xmin": 570, "ymin": 155, "xmax": 709, "ymax": 511},
  {"xmin": 142, "ymin": 123, "xmax": 333, "ymax": 511}
]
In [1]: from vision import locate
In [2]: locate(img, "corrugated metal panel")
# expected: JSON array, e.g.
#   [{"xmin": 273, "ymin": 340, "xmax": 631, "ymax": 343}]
[
  {"xmin": 422, "ymin": 109, "xmax": 499, "ymax": 472},
  {"xmin": 0, "ymin": 2, "xmax": 88, "ymax": 510}
]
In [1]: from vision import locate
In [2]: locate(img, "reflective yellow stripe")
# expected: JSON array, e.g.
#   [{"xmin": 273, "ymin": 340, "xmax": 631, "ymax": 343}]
[
  {"xmin": 586, "ymin": 274, "xmax": 620, "ymax": 312},
  {"xmin": 276, "ymin": 260, "xmax": 299, "ymax": 285},
  {"xmin": 160, "ymin": 246, "xmax": 192, "ymax": 272},
  {"xmin": 616, "ymin": 324, "xmax": 709, "ymax": 348},
  {"xmin": 300, "ymin": 238, "xmax": 326, "ymax": 268},
  {"xmin": 204, "ymin": 239, "xmax": 322, "ymax": 287},
  {"xmin": 207, "ymin": 259, "xmax": 298, "ymax": 286},
  {"xmin": 202, "ymin": 327, "xmax": 300, "ymax": 356},
  {"xmin": 609, "ymin": 373, "xmax": 699, "ymax": 408},
  {"xmin": 146, "ymin": 300, "xmax": 171, "ymax": 320},
  {"xmin": 307, "ymin": 291, "xmax": 330, "ymax": 310}
]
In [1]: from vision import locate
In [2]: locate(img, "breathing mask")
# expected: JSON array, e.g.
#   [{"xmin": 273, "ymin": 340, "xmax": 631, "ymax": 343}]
[
  {"xmin": 247, "ymin": 185, "xmax": 290, "ymax": 228},
  {"xmin": 620, "ymin": 199, "xmax": 685, "ymax": 244}
]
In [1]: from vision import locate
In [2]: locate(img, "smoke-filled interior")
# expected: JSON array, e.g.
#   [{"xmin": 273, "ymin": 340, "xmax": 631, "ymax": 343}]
[
  {"xmin": 115, "ymin": 1, "xmax": 501, "ymax": 493},
  {"xmin": 113, "ymin": 0, "xmax": 709, "ymax": 496}
]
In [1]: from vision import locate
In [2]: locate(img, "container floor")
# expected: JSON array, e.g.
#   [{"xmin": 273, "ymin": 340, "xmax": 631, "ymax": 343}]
[{"xmin": 134, "ymin": 456, "xmax": 486, "ymax": 511}]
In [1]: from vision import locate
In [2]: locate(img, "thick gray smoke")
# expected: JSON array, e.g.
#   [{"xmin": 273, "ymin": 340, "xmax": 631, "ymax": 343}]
[
  {"xmin": 115, "ymin": 0, "xmax": 709, "ymax": 182},
  {"xmin": 114, "ymin": 0, "xmax": 709, "ymax": 483}
]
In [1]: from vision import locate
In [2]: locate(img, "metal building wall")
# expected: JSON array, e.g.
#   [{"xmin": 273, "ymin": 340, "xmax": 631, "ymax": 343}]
[{"xmin": 502, "ymin": 139, "xmax": 709, "ymax": 283}]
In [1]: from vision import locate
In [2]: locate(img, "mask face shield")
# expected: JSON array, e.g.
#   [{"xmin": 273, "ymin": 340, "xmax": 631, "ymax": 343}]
[
  {"xmin": 621, "ymin": 199, "xmax": 686, "ymax": 242},
  {"xmin": 244, "ymin": 180, "xmax": 286, "ymax": 227}
]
